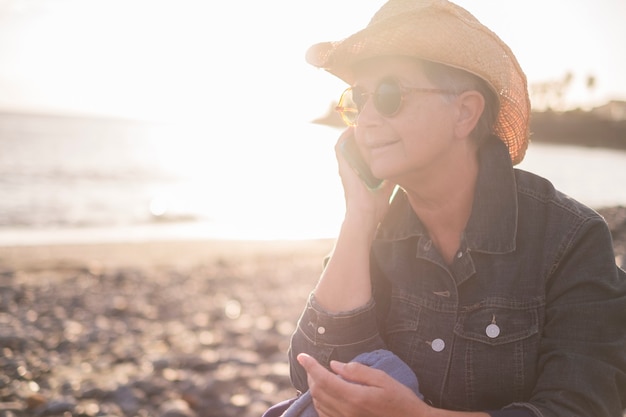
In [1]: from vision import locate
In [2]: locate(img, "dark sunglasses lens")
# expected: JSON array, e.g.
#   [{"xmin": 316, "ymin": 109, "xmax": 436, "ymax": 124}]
[
  {"xmin": 350, "ymin": 86, "xmax": 367, "ymax": 111},
  {"xmin": 374, "ymin": 80, "xmax": 402, "ymax": 116}
]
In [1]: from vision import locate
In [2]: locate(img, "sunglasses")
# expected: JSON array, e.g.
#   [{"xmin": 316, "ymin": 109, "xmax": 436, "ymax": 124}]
[{"xmin": 335, "ymin": 77, "xmax": 453, "ymax": 126}]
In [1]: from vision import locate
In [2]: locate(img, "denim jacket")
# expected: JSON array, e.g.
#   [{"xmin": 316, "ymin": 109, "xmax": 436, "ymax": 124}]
[{"xmin": 289, "ymin": 137, "xmax": 626, "ymax": 417}]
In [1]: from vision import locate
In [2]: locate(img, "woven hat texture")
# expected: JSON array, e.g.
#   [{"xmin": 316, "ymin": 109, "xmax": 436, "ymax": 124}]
[{"xmin": 306, "ymin": 0, "xmax": 530, "ymax": 165}]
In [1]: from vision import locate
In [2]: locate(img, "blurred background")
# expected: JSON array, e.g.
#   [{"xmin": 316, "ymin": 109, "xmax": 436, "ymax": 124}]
[{"xmin": 1, "ymin": 0, "xmax": 625, "ymax": 245}]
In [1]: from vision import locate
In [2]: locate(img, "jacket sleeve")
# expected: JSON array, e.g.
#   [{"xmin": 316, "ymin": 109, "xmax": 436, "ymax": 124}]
[{"xmin": 287, "ymin": 293, "xmax": 387, "ymax": 392}]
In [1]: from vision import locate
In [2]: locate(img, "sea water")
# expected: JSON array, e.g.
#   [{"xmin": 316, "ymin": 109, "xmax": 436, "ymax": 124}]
[{"xmin": 0, "ymin": 112, "xmax": 625, "ymax": 245}]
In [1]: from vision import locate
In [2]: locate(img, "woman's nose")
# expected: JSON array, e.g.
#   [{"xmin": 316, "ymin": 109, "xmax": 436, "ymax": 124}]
[{"xmin": 356, "ymin": 94, "xmax": 383, "ymax": 126}]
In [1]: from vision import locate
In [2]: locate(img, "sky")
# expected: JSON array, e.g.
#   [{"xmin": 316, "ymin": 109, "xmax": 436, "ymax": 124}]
[{"xmin": 0, "ymin": 0, "xmax": 625, "ymax": 122}]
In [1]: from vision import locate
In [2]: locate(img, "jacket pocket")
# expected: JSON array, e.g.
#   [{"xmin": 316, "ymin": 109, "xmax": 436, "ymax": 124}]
[
  {"xmin": 450, "ymin": 298, "xmax": 544, "ymax": 409},
  {"xmin": 454, "ymin": 298, "xmax": 541, "ymax": 346}
]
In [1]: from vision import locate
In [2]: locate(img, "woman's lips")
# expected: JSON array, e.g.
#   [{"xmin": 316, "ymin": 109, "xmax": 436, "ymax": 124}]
[{"xmin": 365, "ymin": 139, "xmax": 400, "ymax": 151}]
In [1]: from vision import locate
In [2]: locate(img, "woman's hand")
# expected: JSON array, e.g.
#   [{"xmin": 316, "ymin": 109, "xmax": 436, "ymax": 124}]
[
  {"xmin": 308, "ymin": 129, "xmax": 396, "ymax": 312},
  {"xmin": 298, "ymin": 353, "xmax": 429, "ymax": 417},
  {"xmin": 311, "ymin": 129, "xmax": 397, "ymax": 313},
  {"xmin": 335, "ymin": 128, "xmax": 396, "ymax": 232}
]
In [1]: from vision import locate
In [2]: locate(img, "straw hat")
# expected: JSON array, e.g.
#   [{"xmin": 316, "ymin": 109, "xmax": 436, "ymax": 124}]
[{"xmin": 306, "ymin": 0, "xmax": 530, "ymax": 165}]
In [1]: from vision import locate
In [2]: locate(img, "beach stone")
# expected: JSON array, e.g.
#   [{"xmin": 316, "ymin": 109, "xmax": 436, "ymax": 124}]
[
  {"xmin": 80, "ymin": 387, "xmax": 109, "ymax": 400},
  {"xmin": 74, "ymin": 401, "xmax": 101, "ymax": 416},
  {"xmin": 111, "ymin": 386, "xmax": 142, "ymax": 415},
  {"xmin": 46, "ymin": 401, "xmax": 77, "ymax": 415},
  {"xmin": 159, "ymin": 399, "xmax": 197, "ymax": 417},
  {"xmin": 24, "ymin": 393, "xmax": 47, "ymax": 410},
  {"xmin": 133, "ymin": 379, "xmax": 169, "ymax": 398}
]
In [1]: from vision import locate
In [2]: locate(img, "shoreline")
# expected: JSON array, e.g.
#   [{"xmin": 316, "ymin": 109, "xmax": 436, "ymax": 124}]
[
  {"xmin": 0, "ymin": 238, "xmax": 336, "ymax": 270},
  {"xmin": 1, "ymin": 201, "xmax": 625, "ymax": 249},
  {"xmin": 0, "ymin": 220, "xmax": 339, "ymax": 249}
]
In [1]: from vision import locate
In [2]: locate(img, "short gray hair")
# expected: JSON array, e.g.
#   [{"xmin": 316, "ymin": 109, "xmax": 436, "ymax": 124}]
[{"xmin": 419, "ymin": 60, "xmax": 500, "ymax": 146}]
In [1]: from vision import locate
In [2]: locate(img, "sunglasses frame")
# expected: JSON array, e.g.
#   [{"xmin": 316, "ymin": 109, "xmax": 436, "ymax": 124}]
[{"xmin": 335, "ymin": 77, "xmax": 454, "ymax": 126}]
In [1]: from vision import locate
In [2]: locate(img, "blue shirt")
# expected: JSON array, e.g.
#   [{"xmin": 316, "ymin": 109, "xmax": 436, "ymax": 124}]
[{"xmin": 288, "ymin": 137, "xmax": 626, "ymax": 416}]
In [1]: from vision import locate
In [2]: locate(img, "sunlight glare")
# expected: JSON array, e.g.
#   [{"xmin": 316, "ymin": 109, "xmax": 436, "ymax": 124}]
[{"xmin": 1, "ymin": 0, "xmax": 625, "ymax": 241}]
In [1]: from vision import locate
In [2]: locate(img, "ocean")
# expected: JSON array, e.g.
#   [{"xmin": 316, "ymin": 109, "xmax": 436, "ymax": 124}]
[{"xmin": 1, "ymin": 112, "xmax": 625, "ymax": 246}]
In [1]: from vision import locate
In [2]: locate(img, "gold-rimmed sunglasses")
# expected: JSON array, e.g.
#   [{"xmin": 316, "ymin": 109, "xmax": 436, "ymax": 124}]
[{"xmin": 335, "ymin": 77, "xmax": 454, "ymax": 126}]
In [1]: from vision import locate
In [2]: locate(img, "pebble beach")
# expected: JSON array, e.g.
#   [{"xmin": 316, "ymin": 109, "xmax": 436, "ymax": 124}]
[{"xmin": 0, "ymin": 206, "xmax": 624, "ymax": 417}]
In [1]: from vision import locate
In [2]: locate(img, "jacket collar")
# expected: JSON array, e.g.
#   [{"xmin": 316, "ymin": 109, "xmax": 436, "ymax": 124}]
[{"xmin": 376, "ymin": 136, "xmax": 518, "ymax": 254}]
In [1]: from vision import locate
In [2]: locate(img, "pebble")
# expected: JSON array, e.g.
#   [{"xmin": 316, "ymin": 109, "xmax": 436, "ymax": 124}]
[{"xmin": 0, "ymin": 255, "xmax": 311, "ymax": 417}]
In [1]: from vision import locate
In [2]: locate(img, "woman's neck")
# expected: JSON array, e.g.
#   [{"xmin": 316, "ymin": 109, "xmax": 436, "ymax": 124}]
[{"xmin": 403, "ymin": 150, "xmax": 479, "ymax": 264}]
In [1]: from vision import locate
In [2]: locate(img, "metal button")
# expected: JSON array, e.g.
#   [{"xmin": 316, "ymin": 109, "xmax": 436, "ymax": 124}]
[
  {"xmin": 486, "ymin": 323, "xmax": 500, "ymax": 338},
  {"xmin": 456, "ymin": 251, "xmax": 463, "ymax": 258},
  {"xmin": 317, "ymin": 326, "xmax": 326, "ymax": 335},
  {"xmin": 431, "ymin": 338, "xmax": 445, "ymax": 352}
]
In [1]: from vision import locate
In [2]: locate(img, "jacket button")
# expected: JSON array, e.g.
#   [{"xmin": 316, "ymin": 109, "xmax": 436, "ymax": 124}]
[
  {"xmin": 431, "ymin": 338, "xmax": 445, "ymax": 352},
  {"xmin": 317, "ymin": 326, "xmax": 326, "ymax": 335},
  {"xmin": 486, "ymin": 323, "xmax": 500, "ymax": 338}
]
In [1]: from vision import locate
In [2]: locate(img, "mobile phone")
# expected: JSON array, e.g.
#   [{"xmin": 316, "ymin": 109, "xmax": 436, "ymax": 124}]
[{"xmin": 340, "ymin": 134, "xmax": 383, "ymax": 190}]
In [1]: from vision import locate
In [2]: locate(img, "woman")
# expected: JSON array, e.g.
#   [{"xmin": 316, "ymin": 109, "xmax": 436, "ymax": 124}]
[{"xmin": 277, "ymin": 1, "xmax": 626, "ymax": 416}]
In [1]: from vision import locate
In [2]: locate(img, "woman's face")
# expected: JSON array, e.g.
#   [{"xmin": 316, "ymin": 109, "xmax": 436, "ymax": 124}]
[{"xmin": 352, "ymin": 57, "xmax": 469, "ymax": 186}]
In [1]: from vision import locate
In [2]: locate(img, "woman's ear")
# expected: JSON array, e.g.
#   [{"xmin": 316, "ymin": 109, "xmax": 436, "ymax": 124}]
[{"xmin": 454, "ymin": 90, "xmax": 485, "ymax": 139}]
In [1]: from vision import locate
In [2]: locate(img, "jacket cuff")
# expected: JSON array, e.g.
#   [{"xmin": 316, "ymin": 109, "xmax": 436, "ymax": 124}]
[{"xmin": 296, "ymin": 293, "xmax": 379, "ymax": 346}]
